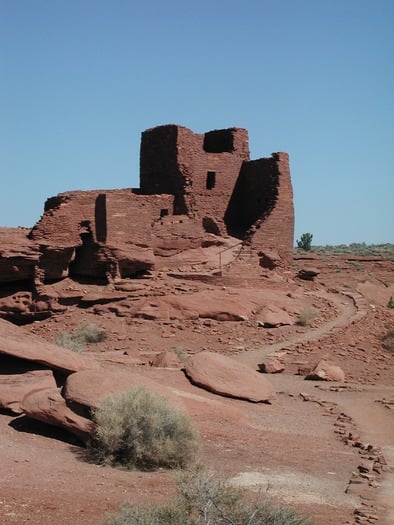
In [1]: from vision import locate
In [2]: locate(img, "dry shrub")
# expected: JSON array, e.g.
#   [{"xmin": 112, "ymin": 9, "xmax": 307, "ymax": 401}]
[
  {"xmin": 104, "ymin": 469, "xmax": 311, "ymax": 524},
  {"xmin": 297, "ymin": 308, "xmax": 317, "ymax": 327},
  {"xmin": 90, "ymin": 387, "xmax": 199, "ymax": 470},
  {"xmin": 74, "ymin": 322, "xmax": 107, "ymax": 343},
  {"xmin": 55, "ymin": 322, "xmax": 106, "ymax": 352},
  {"xmin": 55, "ymin": 331, "xmax": 84, "ymax": 353},
  {"xmin": 383, "ymin": 328, "xmax": 394, "ymax": 353}
]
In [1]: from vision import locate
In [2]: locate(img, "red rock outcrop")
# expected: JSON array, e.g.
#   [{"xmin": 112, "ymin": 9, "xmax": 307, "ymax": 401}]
[
  {"xmin": 183, "ymin": 351, "xmax": 276, "ymax": 403},
  {"xmin": 0, "ymin": 318, "xmax": 98, "ymax": 374},
  {"xmin": 0, "ymin": 370, "xmax": 57, "ymax": 414},
  {"xmin": 63, "ymin": 368, "xmax": 185, "ymax": 417},
  {"xmin": 21, "ymin": 388, "xmax": 94, "ymax": 442},
  {"xmin": 0, "ymin": 228, "xmax": 39, "ymax": 283}
]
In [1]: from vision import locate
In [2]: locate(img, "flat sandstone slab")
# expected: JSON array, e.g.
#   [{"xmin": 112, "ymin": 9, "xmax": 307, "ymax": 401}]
[
  {"xmin": 184, "ymin": 351, "xmax": 276, "ymax": 403},
  {"xmin": 0, "ymin": 318, "xmax": 98, "ymax": 374}
]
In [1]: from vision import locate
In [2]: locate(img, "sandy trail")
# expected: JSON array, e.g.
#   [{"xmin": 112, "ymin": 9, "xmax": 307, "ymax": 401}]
[
  {"xmin": 235, "ymin": 291, "xmax": 362, "ymax": 367},
  {"xmin": 235, "ymin": 289, "xmax": 393, "ymax": 525}
]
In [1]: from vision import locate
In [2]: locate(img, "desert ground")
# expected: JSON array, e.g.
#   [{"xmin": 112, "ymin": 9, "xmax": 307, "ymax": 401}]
[{"xmin": 0, "ymin": 248, "xmax": 393, "ymax": 525}]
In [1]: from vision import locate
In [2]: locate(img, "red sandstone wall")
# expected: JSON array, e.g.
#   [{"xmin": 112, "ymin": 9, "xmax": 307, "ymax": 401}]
[
  {"xmin": 140, "ymin": 125, "xmax": 185, "ymax": 197},
  {"xmin": 176, "ymin": 127, "xmax": 249, "ymax": 230},
  {"xmin": 30, "ymin": 191, "xmax": 101, "ymax": 246},
  {"xmin": 105, "ymin": 192, "xmax": 174, "ymax": 246},
  {"xmin": 140, "ymin": 125, "xmax": 251, "ymax": 233},
  {"xmin": 28, "ymin": 124, "xmax": 294, "ymax": 279},
  {"xmin": 246, "ymin": 153, "xmax": 294, "ymax": 263},
  {"xmin": 30, "ymin": 189, "xmax": 176, "ymax": 280}
]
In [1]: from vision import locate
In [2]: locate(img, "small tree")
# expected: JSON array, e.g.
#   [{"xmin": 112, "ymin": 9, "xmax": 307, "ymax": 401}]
[{"xmin": 297, "ymin": 233, "xmax": 313, "ymax": 251}]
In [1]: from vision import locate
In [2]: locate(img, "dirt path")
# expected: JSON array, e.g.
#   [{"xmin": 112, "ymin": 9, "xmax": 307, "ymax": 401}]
[
  {"xmin": 235, "ymin": 290, "xmax": 365, "ymax": 367},
  {"xmin": 235, "ymin": 290, "xmax": 393, "ymax": 525},
  {"xmin": 339, "ymin": 390, "xmax": 394, "ymax": 525}
]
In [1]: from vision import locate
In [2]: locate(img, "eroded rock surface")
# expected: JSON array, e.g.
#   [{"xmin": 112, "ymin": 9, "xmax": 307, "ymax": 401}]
[
  {"xmin": 0, "ymin": 318, "xmax": 98, "ymax": 374},
  {"xmin": 258, "ymin": 359, "xmax": 285, "ymax": 374},
  {"xmin": 0, "ymin": 370, "xmax": 56, "ymax": 414},
  {"xmin": 63, "ymin": 368, "xmax": 185, "ymax": 416},
  {"xmin": 183, "ymin": 351, "xmax": 276, "ymax": 403},
  {"xmin": 21, "ymin": 387, "xmax": 94, "ymax": 442},
  {"xmin": 0, "ymin": 228, "xmax": 39, "ymax": 282},
  {"xmin": 305, "ymin": 360, "xmax": 345, "ymax": 382}
]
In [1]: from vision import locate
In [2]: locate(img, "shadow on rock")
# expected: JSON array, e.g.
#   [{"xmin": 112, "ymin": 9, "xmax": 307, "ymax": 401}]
[{"xmin": 8, "ymin": 414, "xmax": 84, "ymax": 446}]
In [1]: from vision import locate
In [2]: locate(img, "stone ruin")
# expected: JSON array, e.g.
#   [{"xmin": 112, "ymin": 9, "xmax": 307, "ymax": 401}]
[{"xmin": 0, "ymin": 124, "xmax": 294, "ymax": 287}]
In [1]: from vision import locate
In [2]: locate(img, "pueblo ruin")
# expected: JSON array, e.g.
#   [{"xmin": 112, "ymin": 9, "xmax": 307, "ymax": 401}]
[
  {"xmin": 1, "ymin": 126, "xmax": 394, "ymax": 525},
  {"xmin": 0, "ymin": 124, "xmax": 294, "ymax": 287}
]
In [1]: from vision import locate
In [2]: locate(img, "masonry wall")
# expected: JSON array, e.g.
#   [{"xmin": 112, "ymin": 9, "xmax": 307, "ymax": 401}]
[
  {"xmin": 28, "ymin": 124, "xmax": 295, "ymax": 278},
  {"xmin": 223, "ymin": 152, "xmax": 294, "ymax": 262},
  {"xmin": 140, "ymin": 126, "xmax": 183, "ymax": 195},
  {"xmin": 30, "ymin": 191, "xmax": 101, "ymax": 246},
  {"xmin": 140, "ymin": 125, "xmax": 251, "ymax": 234},
  {"xmin": 30, "ymin": 189, "xmax": 176, "ymax": 279},
  {"xmin": 105, "ymin": 192, "xmax": 174, "ymax": 246},
  {"xmin": 184, "ymin": 128, "xmax": 250, "ymax": 234},
  {"xmin": 245, "ymin": 153, "xmax": 294, "ymax": 262}
]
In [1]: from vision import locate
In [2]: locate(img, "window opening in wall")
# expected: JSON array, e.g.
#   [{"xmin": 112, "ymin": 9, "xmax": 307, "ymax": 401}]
[
  {"xmin": 203, "ymin": 130, "xmax": 234, "ymax": 152},
  {"xmin": 160, "ymin": 208, "xmax": 169, "ymax": 218},
  {"xmin": 206, "ymin": 171, "xmax": 216, "ymax": 190}
]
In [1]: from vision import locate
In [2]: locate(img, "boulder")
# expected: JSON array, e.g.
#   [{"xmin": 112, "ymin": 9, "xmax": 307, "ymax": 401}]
[
  {"xmin": 63, "ymin": 368, "xmax": 185, "ymax": 417},
  {"xmin": 108, "ymin": 244, "xmax": 155, "ymax": 277},
  {"xmin": 257, "ymin": 306, "xmax": 293, "ymax": 328},
  {"xmin": 0, "ymin": 370, "xmax": 57, "ymax": 414},
  {"xmin": 0, "ymin": 318, "xmax": 99, "ymax": 374},
  {"xmin": 305, "ymin": 360, "xmax": 345, "ymax": 382},
  {"xmin": 150, "ymin": 351, "xmax": 183, "ymax": 368},
  {"xmin": 183, "ymin": 351, "xmax": 276, "ymax": 403},
  {"xmin": 259, "ymin": 249, "xmax": 282, "ymax": 269},
  {"xmin": 297, "ymin": 268, "xmax": 319, "ymax": 281},
  {"xmin": 258, "ymin": 359, "xmax": 285, "ymax": 374},
  {"xmin": 21, "ymin": 388, "xmax": 94, "ymax": 442}
]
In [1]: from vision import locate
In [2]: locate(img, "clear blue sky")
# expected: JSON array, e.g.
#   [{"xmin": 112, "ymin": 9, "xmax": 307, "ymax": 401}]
[{"xmin": 1, "ymin": 0, "xmax": 393, "ymax": 245}]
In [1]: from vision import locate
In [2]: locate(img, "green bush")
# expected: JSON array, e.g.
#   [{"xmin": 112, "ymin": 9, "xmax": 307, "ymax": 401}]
[
  {"xmin": 90, "ymin": 387, "xmax": 199, "ymax": 470},
  {"xmin": 104, "ymin": 469, "xmax": 311, "ymax": 524},
  {"xmin": 55, "ymin": 322, "xmax": 106, "ymax": 352},
  {"xmin": 296, "ymin": 233, "xmax": 313, "ymax": 251},
  {"xmin": 297, "ymin": 308, "xmax": 317, "ymax": 327}
]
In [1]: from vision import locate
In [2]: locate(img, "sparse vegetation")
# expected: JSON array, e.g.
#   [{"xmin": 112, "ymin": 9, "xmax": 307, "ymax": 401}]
[
  {"xmin": 90, "ymin": 387, "xmax": 199, "ymax": 470},
  {"xmin": 55, "ymin": 330, "xmax": 85, "ymax": 353},
  {"xmin": 295, "ymin": 242, "xmax": 394, "ymax": 258},
  {"xmin": 382, "ymin": 328, "xmax": 394, "ymax": 353},
  {"xmin": 171, "ymin": 346, "xmax": 187, "ymax": 361},
  {"xmin": 75, "ymin": 321, "xmax": 107, "ymax": 343},
  {"xmin": 296, "ymin": 233, "xmax": 313, "ymax": 251},
  {"xmin": 388, "ymin": 296, "xmax": 394, "ymax": 309},
  {"xmin": 104, "ymin": 469, "xmax": 311, "ymax": 525},
  {"xmin": 297, "ymin": 308, "xmax": 317, "ymax": 327},
  {"xmin": 55, "ymin": 322, "xmax": 106, "ymax": 352}
]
